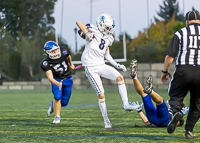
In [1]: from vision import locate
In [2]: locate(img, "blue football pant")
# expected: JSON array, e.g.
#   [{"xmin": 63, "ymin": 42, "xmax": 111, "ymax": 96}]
[
  {"xmin": 51, "ymin": 75, "xmax": 73, "ymax": 106},
  {"xmin": 143, "ymin": 95, "xmax": 170, "ymax": 127}
]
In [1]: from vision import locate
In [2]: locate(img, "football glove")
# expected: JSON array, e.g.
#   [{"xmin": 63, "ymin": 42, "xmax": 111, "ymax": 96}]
[
  {"xmin": 85, "ymin": 32, "xmax": 94, "ymax": 41},
  {"xmin": 181, "ymin": 107, "xmax": 189, "ymax": 115},
  {"xmin": 115, "ymin": 63, "xmax": 127, "ymax": 72}
]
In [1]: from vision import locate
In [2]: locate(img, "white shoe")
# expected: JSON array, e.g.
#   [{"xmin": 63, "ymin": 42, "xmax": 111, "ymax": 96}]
[
  {"xmin": 53, "ymin": 116, "xmax": 61, "ymax": 124},
  {"xmin": 104, "ymin": 119, "xmax": 112, "ymax": 128},
  {"xmin": 47, "ymin": 101, "xmax": 53, "ymax": 117},
  {"xmin": 123, "ymin": 102, "xmax": 141, "ymax": 112}
]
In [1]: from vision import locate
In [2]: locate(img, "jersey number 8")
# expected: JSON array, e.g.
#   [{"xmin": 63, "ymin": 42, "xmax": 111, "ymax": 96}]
[{"xmin": 99, "ymin": 39, "xmax": 105, "ymax": 50}]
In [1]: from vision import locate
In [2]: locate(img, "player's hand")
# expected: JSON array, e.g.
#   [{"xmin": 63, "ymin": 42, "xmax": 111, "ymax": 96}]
[
  {"xmin": 181, "ymin": 107, "xmax": 189, "ymax": 115},
  {"xmin": 58, "ymin": 80, "xmax": 63, "ymax": 90},
  {"xmin": 161, "ymin": 72, "xmax": 171, "ymax": 83},
  {"xmin": 115, "ymin": 63, "xmax": 127, "ymax": 72},
  {"xmin": 70, "ymin": 64, "xmax": 75, "ymax": 70},
  {"xmin": 86, "ymin": 32, "xmax": 94, "ymax": 41}
]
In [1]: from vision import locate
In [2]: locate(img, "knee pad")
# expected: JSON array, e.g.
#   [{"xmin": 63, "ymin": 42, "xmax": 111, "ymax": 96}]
[{"xmin": 98, "ymin": 98, "xmax": 105, "ymax": 103}]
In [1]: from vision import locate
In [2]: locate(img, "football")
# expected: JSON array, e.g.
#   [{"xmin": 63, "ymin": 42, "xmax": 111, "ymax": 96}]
[{"xmin": 78, "ymin": 30, "xmax": 86, "ymax": 39}]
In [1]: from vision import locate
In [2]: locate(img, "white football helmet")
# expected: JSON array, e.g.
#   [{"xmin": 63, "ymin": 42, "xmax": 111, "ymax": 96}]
[
  {"xmin": 44, "ymin": 41, "xmax": 61, "ymax": 59},
  {"xmin": 96, "ymin": 13, "xmax": 115, "ymax": 35}
]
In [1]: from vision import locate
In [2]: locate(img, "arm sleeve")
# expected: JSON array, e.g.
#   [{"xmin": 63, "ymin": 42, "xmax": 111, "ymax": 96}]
[
  {"xmin": 40, "ymin": 60, "xmax": 51, "ymax": 72},
  {"xmin": 105, "ymin": 49, "xmax": 117, "ymax": 67},
  {"xmin": 166, "ymin": 33, "xmax": 180, "ymax": 58}
]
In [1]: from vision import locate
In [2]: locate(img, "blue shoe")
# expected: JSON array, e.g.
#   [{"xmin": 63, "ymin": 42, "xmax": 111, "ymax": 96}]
[{"xmin": 47, "ymin": 101, "xmax": 53, "ymax": 117}]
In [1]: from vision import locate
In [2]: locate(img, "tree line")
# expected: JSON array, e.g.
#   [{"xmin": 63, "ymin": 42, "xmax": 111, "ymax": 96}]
[{"xmin": 0, "ymin": 0, "xmax": 198, "ymax": 81}]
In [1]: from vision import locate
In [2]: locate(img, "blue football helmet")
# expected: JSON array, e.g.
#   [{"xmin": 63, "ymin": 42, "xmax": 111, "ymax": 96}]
[
  {"xmin": 96, "ymin": 13, "xmax": 115, "ymax": 35},
  {"xmin": 44, "ymin": 41, "xmax": 61, "ymax": 59}
]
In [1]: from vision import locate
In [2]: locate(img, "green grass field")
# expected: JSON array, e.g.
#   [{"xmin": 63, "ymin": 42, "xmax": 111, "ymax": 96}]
[{"xmin": 0, "ymin": 88, "xmax": 199, "ymax": 143}]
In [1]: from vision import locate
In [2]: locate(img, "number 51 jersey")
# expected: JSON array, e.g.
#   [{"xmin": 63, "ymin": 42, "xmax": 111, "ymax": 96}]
[
  {"xmin": 81, "ymin": 24, "xmax": 114, "ymax": 67},
  {"xmin": 40, "ymin": 46, "xmax": 71, "ymax": 79}
]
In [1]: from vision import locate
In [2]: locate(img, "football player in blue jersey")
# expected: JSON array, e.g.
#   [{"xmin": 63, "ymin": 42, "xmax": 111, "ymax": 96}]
[
  {"xmin": 40, "ymin": 41, "xmax": 75, "ymax": 124},
  {"xmin": 130, "ymin": 59, "xmax": 189, "ymax": 127}
]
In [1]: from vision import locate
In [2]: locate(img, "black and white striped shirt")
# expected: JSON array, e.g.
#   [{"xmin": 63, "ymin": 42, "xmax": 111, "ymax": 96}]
[{"xmin": 167, "ymin": 23, "xmax": 200, "ymax": 66}]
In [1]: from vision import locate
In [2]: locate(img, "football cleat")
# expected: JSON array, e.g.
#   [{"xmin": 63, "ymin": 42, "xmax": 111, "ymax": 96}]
[
  {"xmin": 53, "ymin": 116, "xmax": 61, "ymax": 124},
  {"xmin": 104, "ymin": 118, "xmax": 112, "ymax": 128},
  {"xmin": 185, "ymin": 130, "xmax": 196, "ymax": 139},
  {"xmin": 123, "ymin": 101, "xmax": 141, "ymax": 112},
  {"xmin": 143, "ymin": 75, "xmax": 153, "ymax": 95},
  {"xmin": 167, "ymin": 112, "xmax": 183, "ymax": 134},
  {"xmin": 47, "ymin": 101, "xmax": 54, "ymax": 117},
  {"xmin": 130, "ymin": 59, "xmax": 137, "ymax": 79}
]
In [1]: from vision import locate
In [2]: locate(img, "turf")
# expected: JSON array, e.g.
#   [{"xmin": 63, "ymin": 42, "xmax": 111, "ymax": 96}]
[{"xmin": 0, "ymin": 88, "xmax": 199, "ymax": 143}]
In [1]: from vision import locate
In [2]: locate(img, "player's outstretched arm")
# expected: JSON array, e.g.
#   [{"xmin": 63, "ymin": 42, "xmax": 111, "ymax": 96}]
[
  {"xmin": 138, "ymin": 111, "xmax": 151, "ymax": 126},
  {"xmin": 105, "ymin": 47, "xmax": 126, "ymax": 71}
]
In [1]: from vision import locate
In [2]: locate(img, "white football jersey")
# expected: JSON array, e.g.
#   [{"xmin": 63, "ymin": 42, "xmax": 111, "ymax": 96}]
[{"xmin": 81, "ymin": 24, "xmax": 114, "ymax": 66}]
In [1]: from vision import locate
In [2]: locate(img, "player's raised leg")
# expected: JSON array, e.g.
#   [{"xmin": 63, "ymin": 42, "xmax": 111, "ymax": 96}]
[
  {"xmin": 130, "ymin": 59, "xmax": 147, "ymax": 98},
  {"xmin": 143, "ymin": 75, "xmax": 163, "ymax": 105}
]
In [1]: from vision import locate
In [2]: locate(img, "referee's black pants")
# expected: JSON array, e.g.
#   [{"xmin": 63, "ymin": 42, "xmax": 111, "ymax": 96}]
[{"xmin": 168, "ymin": 65, "xmax": 200, "ymax": 132}]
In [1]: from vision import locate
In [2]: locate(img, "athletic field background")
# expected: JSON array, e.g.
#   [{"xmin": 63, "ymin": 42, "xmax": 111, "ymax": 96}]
[{"xmin": 0, "ymin": 88, "xmax": 198, "ymax": 142}]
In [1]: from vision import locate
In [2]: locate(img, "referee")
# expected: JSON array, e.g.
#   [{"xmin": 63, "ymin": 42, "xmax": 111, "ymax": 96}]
[{"xmin": 161, "ymin": 11, "xmax": 200, "ymax": 139}]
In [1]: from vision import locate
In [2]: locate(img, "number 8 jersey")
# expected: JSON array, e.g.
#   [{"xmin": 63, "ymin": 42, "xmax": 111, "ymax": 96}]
[
  {"xmin": 40, "ymin": 46, "xmax": 71, "ymax": 79},
  {"xmin": 81, "ymin": 24, "xmax": 114, "ymax": 66}
]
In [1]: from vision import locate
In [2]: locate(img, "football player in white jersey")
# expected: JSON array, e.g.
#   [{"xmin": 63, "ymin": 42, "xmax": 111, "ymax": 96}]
[{"xmin": 76, "ymin": 13, "xmax": 140, "ymax": 128}]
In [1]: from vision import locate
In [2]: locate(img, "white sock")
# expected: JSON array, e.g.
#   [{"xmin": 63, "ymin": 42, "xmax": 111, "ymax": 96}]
[
  {"xmin": 118, "ymin": 83, "xmax": 129, "ymax": 106},
  {"xmin": 134, "ymin": 74, "xmax": 137, "ymax": 79},
  {"xmin": 98, "ymin": 99, "xmax": 108, "ymax": 121}
]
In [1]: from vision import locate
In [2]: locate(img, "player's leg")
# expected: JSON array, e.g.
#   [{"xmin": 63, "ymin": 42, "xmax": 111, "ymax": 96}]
[
  {"xmin": 130, "ymin": 59, "xmax": 147, "ymax": 98},
  {"xmin": 100, "ymin": 64, "xmax": 140, "ymax": 112},
  {"xmin": 143, "ymin": 75, "xmax": 163, "ymax": 105},
  {"xmin": 84, "ymin": 66, "xmax": 111, "ymax": 128},
  {"xmin": 47, "ymin": 100, "xmax": 53, "ymax": 117},
  {"xmin": 184, "ymin": 83, "xmax": 200, "ymax": 138},
  {"xmin": 60, "ymin": 75, "xmax": 73, "ymax": 107},
  {"xmin": 51, "ymin": 79, "xmax": 63, "ymax": 124},
  {"xmin": 53, "ymin": 99, "xmax": 61, "ymax": 123},
  {"xmin": 98, "ymin": 94, "xmax": 112, "ymax": 128}
]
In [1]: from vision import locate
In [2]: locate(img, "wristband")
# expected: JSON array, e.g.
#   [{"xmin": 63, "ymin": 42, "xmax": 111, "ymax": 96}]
[{"xmin": 162, "ymin": 70, "xmax": 168, "ymax": 73}]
